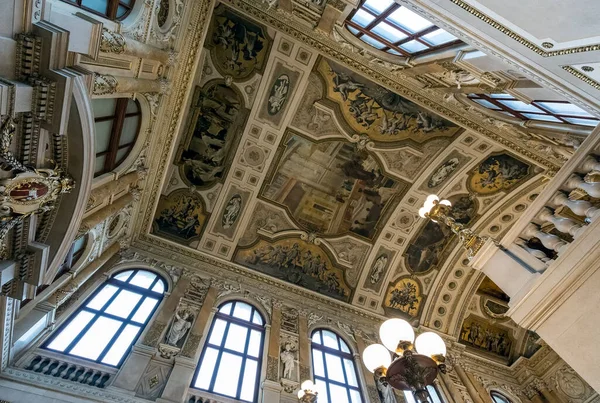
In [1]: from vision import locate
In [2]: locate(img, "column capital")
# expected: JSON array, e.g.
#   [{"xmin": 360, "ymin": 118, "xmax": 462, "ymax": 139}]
[{"xmin": 100, "ymin": 28, "xmax": 126, "ymax": 54}]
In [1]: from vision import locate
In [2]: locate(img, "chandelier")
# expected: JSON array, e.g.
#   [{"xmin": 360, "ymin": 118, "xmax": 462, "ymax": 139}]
[
  {"xmin": 362, "ymin": 318, "xmax": 447, "ymax": 402},
  {"xmin": 297, "ymin": 380, "xmax": 318, "ymax": 403}
]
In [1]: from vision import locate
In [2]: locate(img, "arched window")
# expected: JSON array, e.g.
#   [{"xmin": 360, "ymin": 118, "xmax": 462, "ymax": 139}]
[
  {"xmin": 311, "ymin": 329, "xmax": 363, "ymax": 403},
  {"xmin": 92, "ymin": 98, "xmax": 141, "ymax": 177},
  {"xmin": 192, "ymin": 301, "xmax": 265, "ymax": 403},
  {"xmin": 403, "ymin": 385, "xmax": 445, "ymax": 403},
  {"xmin": 467, "ymin": 93, "xmax": 599, "ymax": 127},
  {"xmin": 491, "ymin": 391, "xmax": 512, "ymax": 403},
  {"xmin": 44, "ymin": 269, "xmax": 165, "ymax": 367},
  {"xmin": 60, "ymin": 0, "xmax": 136, "ymax": 21},
  {"xmin": 345, "ymin": 0, "xmax": 462, "ymax": 56}
]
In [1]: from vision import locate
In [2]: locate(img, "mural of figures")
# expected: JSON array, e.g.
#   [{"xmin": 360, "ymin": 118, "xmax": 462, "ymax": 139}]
[
  {"xmin": 364, "ymin": 246, "xmax": 395, "ymax": 294},
  {"xmin": 152, "ymin": 190, "xmax": 207, "ymax": 243},
  {"xmin": 317, "ymin": 59, "xmax": 462, "ymax": 143},
  {"xmin": 258, "ymin": 63, "xmax": 301, "ymax": 128},
  {"xmin": 405, "ymin": 195, "xmax": 477, "ymax": 273},
  {"xmin": 383, "ymin": 277, "xmax": 423, "ymax": 318},
  {"xmin": 262, "ymin": 133, "xmax": 404, "ymax": 239},
  {"xmin": 469, "ymin": 153, "xmax": 530, "ymax": 195},
  {"xmin": 459, "ymin": 315, "xmax": 513, "ymax": 358},
  {"xmin": 178, "ymin": 82, "xmax": 248, "ymax": 187},
  {"xmin": 207, "ymin": 5, "xmax": 271, "ymax": 80},
  {"xmin": 523, "ymin": 331, "xmax": 542, "ymax": 359},
  {"xmin": 428, "ymin": 157, "xmax": 459, "ymax": 188},
  {"xmin": 234, "ymin": 238, "xmax": 352, "ymax": 302}
]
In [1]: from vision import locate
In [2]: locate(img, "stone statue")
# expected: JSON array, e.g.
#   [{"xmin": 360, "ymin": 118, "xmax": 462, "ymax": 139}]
[
  {"xmin": 280, "ymin": 341, "xmax": 296, "ymax": 379},
  {"xmin": 376, "ymin": 376, "xmax": 397, "ymax": 403},
  {"xmin": 166, "ymin": 309, "xmax": 194, "ymax": 347}
]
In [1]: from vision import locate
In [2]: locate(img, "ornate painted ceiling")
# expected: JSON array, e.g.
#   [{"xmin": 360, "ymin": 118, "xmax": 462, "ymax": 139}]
[{"xmin": 127, "ymin": 0, "xmax": 583, "ymax": 365}]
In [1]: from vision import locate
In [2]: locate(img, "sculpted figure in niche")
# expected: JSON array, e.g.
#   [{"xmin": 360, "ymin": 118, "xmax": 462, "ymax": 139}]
[
  {"xmin": 166, "ymin": 309, "xmax": 194, "ymax": 347},
  {"xmin": 375, "ymin": 375, "xmax": 397, "ymax": 403},
  {"xmin": 369, "ymin": 254, "xmax": 388, "ymax": 284},
  {"xmin": 280, "ymin": 341, "xmax": 297, "ymax": 379}
]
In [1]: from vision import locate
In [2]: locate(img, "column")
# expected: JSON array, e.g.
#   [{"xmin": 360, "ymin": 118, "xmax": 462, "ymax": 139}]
[
  {"xmin": 80, "ymin": 193, "xmax": 133, "ymax": 233},
  {"xmin": 455, "ymin": 364, "xmax": 485, "ymax": 403},
  {"xmin": 100, "ymin": 29, "xmax": 173, "ymax": 65},
  {"xmin": 298, "ymin": 310, "xmax": 310, "ymax": 382},
  {"xmin": 87, "ymin": 171, "xmax": 139, "ymax": 211},
  {"xmin": 262, "ymin": 301, "xmax": 282, "ymax": 403},
  {"xmin": 354, "ymin": 330, "xmax": 378, "ymax": 402},
  {"xmin": 93, "ymin": 73, "xmax": 168, "ymax": 96},
  {"xmin": 158, "ymin": 287, "xmax": 218, "ymax": 403}
]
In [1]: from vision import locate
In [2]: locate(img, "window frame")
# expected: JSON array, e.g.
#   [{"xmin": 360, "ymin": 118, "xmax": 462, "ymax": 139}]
[
  {"xmin": 404, "ymin": 384, "xmax": 445, "ymax": 403},
  {"xmin": 467, "ymin": 93, "xmax": 600, "ymax": 126},
  {"xmin": 491, "ymin": 391, "xmax": 513, "ymax": 403},
  {"xmin": 191, "ymin": 300, "xmax": 266, "ymax": 403},
  {"xmin": 59, "ymin": 0, "xmax": 136, "ymax": 21},
  {"xmin": 94, "ymin": 98, "xmax": 142, "ymax": 177},
  {"xmin": 345, "ymin": 0, "xmax": 462, "ymax": 57},
  {"xmin": 310, "ymin": 328, "xmax": 364, "ymax": 403},
  {"xmin": 42, "ymin": 269, "xmax": 166, "ymax": 368}
]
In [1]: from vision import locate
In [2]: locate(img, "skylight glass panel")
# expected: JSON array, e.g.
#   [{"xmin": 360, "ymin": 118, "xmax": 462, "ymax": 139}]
[
  {"xmin": 489, "ymin": 93, "xmax": 513, "ymax": 99},
  {"xmin": 400, "ymin": 39, "xmax": 429, "ymax": 53},
  {"xmin": 388, "ymin": 7, "xmax": 433, "ymax": 33},
  {"xmin": 363, "ymin": 0, "xmax": 393, "ymax": 14},
  {"xmin": 472, "ymin": 99, "xmax": 501, "ymax": 110},
  {"xmin": 498, "ymin": 100, "xmax": 543, "ymax": 113},
  {"xmin": 422, "ymin": 29, "xmax": 457, "ymax": 45},
  {"xmin": 536, "ymin": 102, "xmax": 595, "ymax": 117},
  {"xmin": 372, "ymin": 21, "xmax": 408, "ymax": 42},
  {"xmin": 351, "ymin": 9, "xmax": 376, "ymax": 27},
  {"xmin": 564, "ymin": 118, "xmax": 599, "ymax": 126},
  {"xmin": 359, "ymin": 35, "xmax": 387, "ymax": 49},
  {"xmin": 347, "ymin": 26, "xmax": 360, "ymax": 35},
  {"xmin": 387, "ymin": 48, "xmax": 403, "ymax": 55},
  {"xmin": 521, "ymin": 114, "xmax": 563, "ymax": 123}
]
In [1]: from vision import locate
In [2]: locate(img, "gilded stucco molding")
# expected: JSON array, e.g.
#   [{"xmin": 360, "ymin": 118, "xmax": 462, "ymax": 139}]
[{"xmin": 562, "ymin": 66, "xmax": 600, "ymax": 91}]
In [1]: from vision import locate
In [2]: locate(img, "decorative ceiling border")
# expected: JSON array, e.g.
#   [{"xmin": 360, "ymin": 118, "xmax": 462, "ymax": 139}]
[
  {"xmin": 221, "ymin": 0, "xmax": 558, "ymax": 171},
  {"xmin": 446, "ymin": 0, "xmax": 600, "ymax": 57},
  {"xmin": 562, "ymin": 66, "xmax": 600, "ymax": 91}
]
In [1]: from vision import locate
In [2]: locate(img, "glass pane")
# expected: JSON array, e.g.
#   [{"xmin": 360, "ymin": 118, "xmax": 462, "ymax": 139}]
[
  {"xmin": 324, "ymin": 353, "xmax": 345, "ymax": 383},
  {"xmin": 126, "ymin": 99, "xmax": 139, "ymax": 114},
  {"xmin": 343, "ymin": 359, "xmax": 358, "ymax": 387},
  {"xmin": 72, "ymin": 236, "xmax": 86, "ymax": 255},
  {"xmin": 372, "ymin": 22, "xmax": 408, "ymax": 42},
  {"xmin": 82, "ymin": 0, "xmax": 109, "ymax": 15},
  {"xmin": 95, "ymin": 120, "xmax": 113, "ymax": 153},
  {"xmin": 131, "ymin": 297, "xmax": 158, "ymax": 323},
  {"xmin": 101, "ymin": 324, "xmax": 140, "ymax": 366},
  {"xmin": 92, "ymin": 98, "xmax": 116, "ymax": 118},
  {"xmin": 316, "ymin": 380, "xmax": 330, "ymax": 403},
  {"xmin": 240, "ymin": 359, "xmax": 258, "ymax": 401},
  {"xmin": 86, "ymin": 284, "xmax": 119, "ymax": 310},
  {"xmin": 105, "ymin": 290, "xmax": 143, "ymax": 319},
  {"xmin": 351, "ymin": 9, "xmax": 376, "ymax": 27},
  {"xmin": 489, "ymin": 93, "xmax": 513, "ymax": 99},
  {"xmin": 70, "ymin": 316, "xmax": 122, "ymax": 360},
  {"xmin": 313, "ymin": 350, "xmax": 325, "ymax": 377},
  {"xmin": 114, "ymin": 270, "xmax": 133, "ymax": 282},
  {"xmin": 347, "ymin": 26, "xmax": 360, "ymax": 35},
  {"xmin": 115, "ymin": 147, "xmax": 130, "ymax": 165},
  {"xmin": 213, "ymin": 352, "xmax": 243, "ymax": 397},
  {"xmin": 194, "ymin": 347, "xmax": 219, "ymax": 390},
  {"xmin": 116, "ymin": 5, "xmax": 128, "ymax": 18},
  {"xmin": 151, "ymin": 280, "xmax": 165, "ymax": 294},
  {"xmin": 363, "ymin": 0, "xmax": 394, "ymax": 14},
  {"xmin": 129, "ymin": 271, "xmax": 157, "ymax": 289},
  {"xmin": 537, "ymin": 102, "xmax": 594, "ymax": 117},
  {"xmin": 219, "ymin": 302, "xmax": 233, "ymax": 315},
  {"xmin": 330, "ymin": 384, "xmax": 350, "ymax": 403},
  {"xmin": 322, "ymin": 330, "xmax": 339, "ymax": 350},
  {"xmin": 350, "ymin": 389, "xmax": 363, "ymax": 403},
  {"xmin": 209, "ymin": 319, "xmax": 228, "ymax": 346},
  {"xmin": 359, "ymin": 35, "xmax": 387, "ymax": 49},
  {"xmin": 340, "ymin": 340, "xmax": 351, "ymax": 354},
  {"xmin": 422, "ymin": 29, "xmax": 457, "ymax": 45},
  {"xmin": 252, "ymin": 310, "xmax": 263, "ymax": 325},
  {"xmin": 233, "ymin": 302, "xmax": 252, "ymax": 321},
  {"xmin": 224, "ymin": 323, "xmax": 249, "ymax": 353},
  {"xmin": 119, "ymin": 115, "xmax": 139, "ymax": 146},
  {"xmin": 522, "ymin": 113, "xmax": 562, "ymax": 122},
  {"xmin": 312, "ymin": 331, "xmax": 322, "ymax": 345},
  {"xmin": 565, "ymin": 117, "xmax": 600, "ymax": 126},
  {"xmin": 400, "ymin": 39, "xmax": 429, "ymax": 53},
  {"xmin": 387, "ymin": 48, "xmax": 403, "ymax": 55},
  {"xmin": 388, "ymin": 7, "xmax": 433, "ymax": 33},
  {"xmin": 473, "ymin": 99, "xmax": 501, "ymax": 110},
  {"xmin": 247, "ymin": 330, "xmax": 262, "ymax": 358},
  {"xmin": 498, "ymin": 100, "xmax": 543, "ymax": 113},
  {"xmin": 428, "ymin": 385, "xmax": 442, "ymax": 403},
  {"xmin": 404, "ymin": 391, "xmax": 417, "ymax": 403},
  {"xmin": 47, "ymin": 311, "xmax": 95, "ymax": 352},
  {"xmin": 94, "ymin": 155, "xmax": 106, "ymax": 175}
]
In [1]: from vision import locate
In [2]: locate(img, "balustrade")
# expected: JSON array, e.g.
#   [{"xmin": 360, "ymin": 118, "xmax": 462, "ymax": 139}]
[{"xmin": 23, "ymin": 354, "xmax": 114, "ymax": 388}]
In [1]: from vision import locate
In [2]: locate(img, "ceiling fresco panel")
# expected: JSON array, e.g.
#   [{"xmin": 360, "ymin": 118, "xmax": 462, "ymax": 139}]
[{"xmin": 152, "ymin": 189, "xmax": 208, "ymax": 245}]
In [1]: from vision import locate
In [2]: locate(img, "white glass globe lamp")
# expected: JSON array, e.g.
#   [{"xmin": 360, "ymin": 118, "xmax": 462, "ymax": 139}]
[
  {"xmin": 362, "ymin": 344, "xmax": 392, "ymax": 373},
  {"xmin": 414, "ymin": 332, "xmax": 447, "ymax": 359},
  {"xmin": 379, "ymin": 318, "xmax": 415, "ymax": 353}
]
